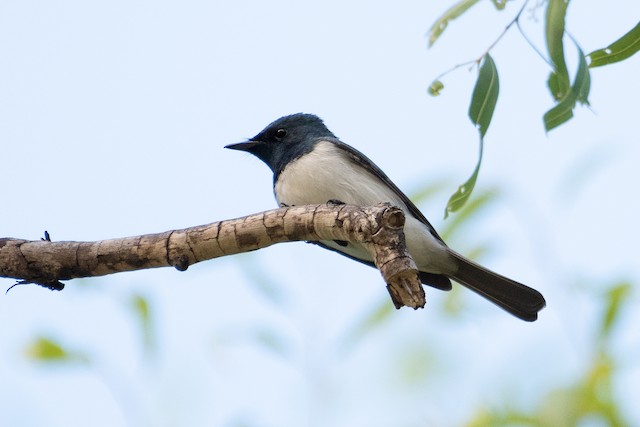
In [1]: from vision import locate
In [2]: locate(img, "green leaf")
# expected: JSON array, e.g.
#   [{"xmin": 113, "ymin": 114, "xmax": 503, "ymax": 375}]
[
  {"xmin": 545, "ymin": 0, "xmax": 571, "ymax": 100},
  {"xmin": 490, "ymin": 0, "xmax": 507, "ymax": 11},
  {"xmin": 444, "ymin": 144, "xmax": 482, "ymax": 218},
  {"xmin": 577, "ymin": 59, "xmax": 591, "ymax": 106},
  {"xmin": 543, "ymin": 96, "xmax": 574, "ymax": 131},
  {"xmin": 544, "ymin": 46, "xmax": 590, "ymax": 131},
  {"xmin": 547, "ymin": 72, "xmax": 564, "ymax": 101},
  {"xmin": 600, "ymin": 282, "xmax": 631, "ymax": 340},
  {"xmin": 588, "ymin": 21, "xmax": 640, "ymax": 68},
  {"xmin": 26, "ymin": 336, "xmax": 88, "ymax": 364},
  {"xmin": 468, "ymin": 54, "xmax": 499, "ymax": 138},
  {"xmin": 132, "ymin": 294, "xmax": 150, "ymax": 324},
  {"xmin": 27, "ymin": 337, "xmax": 68, "ymax": 361},
  {"xmin": 446, "ymin": 54, "xmax": 498, "ymax": 217},
  {"xmin": 130, "ymin": 293, "xmax": 155, "ymax": 355},
  {"xmin": 428, "ymin": 79, "xmax": 444, "ymax": 96},
  {"xmin": 428, "ymin": 0, "xmax": 480, "ymax": 47}
]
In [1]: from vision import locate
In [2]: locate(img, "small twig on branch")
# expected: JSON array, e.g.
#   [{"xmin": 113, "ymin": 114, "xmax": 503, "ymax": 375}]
[{"xmin": 0, "ymin": 203, "xmax": 425, "ymax": 309}]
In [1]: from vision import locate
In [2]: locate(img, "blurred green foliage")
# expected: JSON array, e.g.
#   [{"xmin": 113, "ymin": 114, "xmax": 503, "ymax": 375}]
[
  {"xmin": 464, "ymin": 280, "xmax": 631, "ymax": 427},
  {"xmin": 26, "ymin": 336, "xmax": 89, "ymax": 364},
  {"xmin": 130, "ymin": 292, "xmax": 156, "ymax": 357}
]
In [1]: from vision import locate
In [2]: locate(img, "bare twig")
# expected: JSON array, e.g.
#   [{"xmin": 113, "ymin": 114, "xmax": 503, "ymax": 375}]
[{"xmin": 431, "ymin": 0, "xmax": 533, "ymax": 82}]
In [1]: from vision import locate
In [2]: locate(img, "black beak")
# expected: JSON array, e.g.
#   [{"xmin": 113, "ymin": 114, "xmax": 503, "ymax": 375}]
[{"xmin": 224, "ymin": 140, "xmax": 261, "ymax": 152}]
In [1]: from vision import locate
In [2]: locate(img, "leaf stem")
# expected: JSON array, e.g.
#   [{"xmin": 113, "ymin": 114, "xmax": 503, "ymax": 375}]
[
  {"xmin": 516, "ymin": 18, "xmax": 553, "ymax": 68},
  {"xmin": 432, "ymin": 0, "xmax": 531, "ymax": 82}
]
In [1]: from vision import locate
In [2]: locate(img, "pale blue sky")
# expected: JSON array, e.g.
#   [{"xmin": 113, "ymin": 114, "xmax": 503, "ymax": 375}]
[{"xmin": 1, "ymin": 2, "xmax": 639, "ymax": 426}]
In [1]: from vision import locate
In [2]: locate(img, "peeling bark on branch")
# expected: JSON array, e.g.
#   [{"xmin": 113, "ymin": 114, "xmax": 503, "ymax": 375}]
[{"xmin": 0, "ymin": 203, "xmax": 425, "ymax": 309}]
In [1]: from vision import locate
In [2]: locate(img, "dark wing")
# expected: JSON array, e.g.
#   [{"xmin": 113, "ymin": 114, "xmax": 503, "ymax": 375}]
[{"xmin": 325, "ymin": 137, "xmax": 447, "ymax": 245}]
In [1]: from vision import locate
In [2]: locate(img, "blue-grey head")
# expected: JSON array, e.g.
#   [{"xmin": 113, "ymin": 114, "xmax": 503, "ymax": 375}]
[{"xmin": 225, "ymin": 113, "xmax": 336, "ymax": 176}]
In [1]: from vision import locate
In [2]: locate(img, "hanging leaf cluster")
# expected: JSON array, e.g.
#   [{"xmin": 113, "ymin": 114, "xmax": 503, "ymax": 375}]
[{"xmin": 428, "ymin": 0, "xmax": 640, "ymax": 213}]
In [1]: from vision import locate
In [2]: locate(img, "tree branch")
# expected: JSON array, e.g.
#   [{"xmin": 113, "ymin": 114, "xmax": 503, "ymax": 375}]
[{"xmin": 0, "ymin": 203, "xmax": 425, "ymax": 309}]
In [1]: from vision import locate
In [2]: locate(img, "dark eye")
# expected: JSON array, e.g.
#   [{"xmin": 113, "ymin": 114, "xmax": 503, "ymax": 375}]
[{"xmin": 275, "ymin": 128, "xmax": 287, "ymax": 139}]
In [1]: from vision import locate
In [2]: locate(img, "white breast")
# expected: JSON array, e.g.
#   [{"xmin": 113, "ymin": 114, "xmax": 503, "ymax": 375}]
[
  {"xmin": 276, "ymin": 141, "xmax": 404, "ymax": 208},
  {"xmin": 275, "ymin": 140, "xmax": 454, "ymax": 273}
]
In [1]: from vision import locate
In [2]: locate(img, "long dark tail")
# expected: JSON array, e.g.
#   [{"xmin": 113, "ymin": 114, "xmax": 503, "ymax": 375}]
[{"xmin": 448, "ymin": 251, "xmax": 546, "ymax": 321}]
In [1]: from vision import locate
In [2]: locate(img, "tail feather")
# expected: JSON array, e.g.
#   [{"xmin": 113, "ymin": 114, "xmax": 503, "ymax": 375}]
[{"xmin": 448, "ymin": 251, "xmax": 546, "ymax": 321}]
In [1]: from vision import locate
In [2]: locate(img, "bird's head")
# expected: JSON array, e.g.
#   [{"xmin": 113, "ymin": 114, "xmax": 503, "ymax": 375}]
[{"xmin": 225, "ymin": 113, "xmax": 335, "ymax": 175}]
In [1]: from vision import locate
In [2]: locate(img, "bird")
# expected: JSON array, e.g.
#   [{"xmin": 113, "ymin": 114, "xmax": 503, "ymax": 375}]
[{"xmin": 225, "ymin": 113, "xmax": 546, "ymax": 321}]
